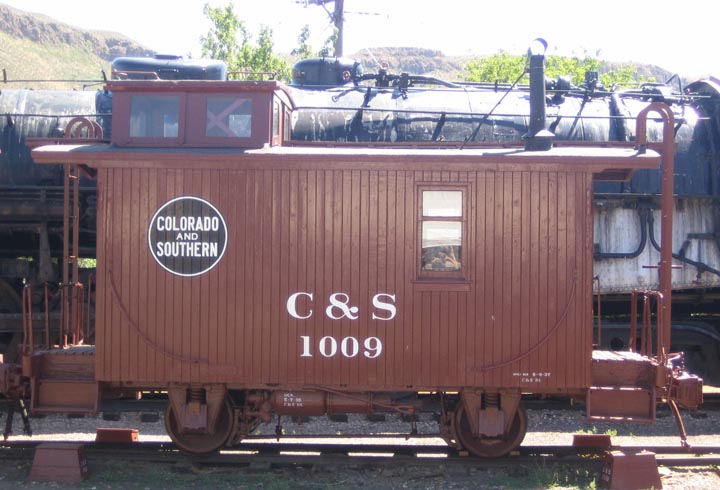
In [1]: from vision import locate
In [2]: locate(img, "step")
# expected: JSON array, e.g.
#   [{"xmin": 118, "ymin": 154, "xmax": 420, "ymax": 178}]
[
  {"xmin": 31, "ymin": 379, "xmax": 98, "ymax": 414},
  {"xmin": 591, "ymin": 350, "xmax": 657, "ymax": 389},
  {"xmin": 27, "ymin": 346, "xmax": 96, "ymax": 381},
  {"xmin": 586, "ymin": 386, "xmax": 655, "ymax": 423}
]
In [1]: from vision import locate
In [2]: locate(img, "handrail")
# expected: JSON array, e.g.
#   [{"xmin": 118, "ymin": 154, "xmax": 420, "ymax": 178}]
[
  {"xmin": 21, "ymin": 285, "xmax": 33, "ymax": 355},
  {"xmin": 629, "ymin": 289, "xmax": 666, "ymax": 362},
  {"xmin": 59, "ymin": 282, "xmax": 86, "ymax": 347},
  {"xmin": 635, "ymin": 102, "xmax": 675, "ymax": 357},
  {"xmin": 20, "ymin": 281, "xmax": 88, "ymax": 354},
  {"xmin": 593, "ymin": 275, "xmax": 602, "ymax": 348},
  {"xmin": 65, "ymin": 117, "xmax": 104, "ymax": 139},
  {"xmin": 86, "ymin": 273, "xmax": 95, "ymax": 342}
]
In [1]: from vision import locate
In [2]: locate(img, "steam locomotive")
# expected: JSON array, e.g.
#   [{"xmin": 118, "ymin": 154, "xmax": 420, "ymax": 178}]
[{"xmin": 1, "ymin": 54, "xmax": 719, "ymax": 386}]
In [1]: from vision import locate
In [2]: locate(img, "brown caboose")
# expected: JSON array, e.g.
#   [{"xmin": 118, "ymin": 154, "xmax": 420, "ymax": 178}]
[{"xmin": 1, "ymin": 48, "xmax": 702, "ymax": 457}]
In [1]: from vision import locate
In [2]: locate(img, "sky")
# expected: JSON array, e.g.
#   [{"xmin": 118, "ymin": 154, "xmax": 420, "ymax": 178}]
[{"xmin": 3, "ymin": 0, "xmax": 718, "ymax": 79}]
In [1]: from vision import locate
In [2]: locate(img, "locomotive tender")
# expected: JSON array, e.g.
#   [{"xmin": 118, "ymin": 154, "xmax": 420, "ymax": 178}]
[{"xmin": 0, "ymin": 43, "xmax": 705, "ymax": 456}]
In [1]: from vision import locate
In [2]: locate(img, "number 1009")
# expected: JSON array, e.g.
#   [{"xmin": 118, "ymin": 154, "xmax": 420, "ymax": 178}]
[{"xmin": 300, "ymin": 336, "xmax": 383, "ymax": 359}]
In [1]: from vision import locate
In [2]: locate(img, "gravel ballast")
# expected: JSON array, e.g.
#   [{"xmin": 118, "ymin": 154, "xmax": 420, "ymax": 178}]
[{"xmin": 2, "ymin": 404, "xmax": 718, "ymax": 489}]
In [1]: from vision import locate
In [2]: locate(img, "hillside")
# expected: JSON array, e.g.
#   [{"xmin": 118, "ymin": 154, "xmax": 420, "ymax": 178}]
[
  {"xmin": 0, "ymin": 3, "xmax": 152, "ymax": 88},
  {"xmin": 349, "ymin": 47, "xmax": 676, "ymax": 84},
  {"xmin": 0, "ymin": 3, "xmax": 676, "ymax": 89},
  {"xmin": 348, "ymin": 47, "xmax": 471, "ymax": 80}
]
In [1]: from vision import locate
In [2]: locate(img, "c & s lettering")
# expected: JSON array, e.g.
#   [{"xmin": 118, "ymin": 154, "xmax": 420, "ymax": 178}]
[{"xmin": 286, "ymin": 292, "xmax": 396, "ymax": 321}]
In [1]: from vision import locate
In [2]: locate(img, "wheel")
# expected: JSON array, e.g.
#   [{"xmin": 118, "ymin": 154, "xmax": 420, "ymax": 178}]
[
  {"xmin": 452, "ymin": 403, "xmax": 527, "ymax": 458},
  {"xmin": 164, "ymin": 397, "xmax": 234, "ymax": 454}
]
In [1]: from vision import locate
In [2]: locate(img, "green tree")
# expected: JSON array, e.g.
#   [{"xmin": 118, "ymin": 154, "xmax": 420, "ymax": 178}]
[
  {"xmin": 201, "ymin": 3, "xmax": 247, "ymax": 63},
  {"xmin": 464, "ymin": 52, "xmax": 527, "ymax": 85},
  {"xmin": 200, "ymin": 3, "xmax": 291, "ymax": 81},
  {"xmin": 599, "ymin": 63, "xmax": 651, "ymax": 88},
  {"xmin": 464, "ymin": 52, "xmax": 653, "ymax": 88},
  {"xmin": 546, "ymin": 54, "xmax": 601, "ymax": 85},
  {"xmin": 321, "ymin": 27, "xmax": 339, "ymax": 57},
  {"xmin": 291, "ymin": 25, "xmax": 338, "ymax": 58},
  {"xmin": 292, "ymin": 25, "xmax": 314, "ymax": 59}
]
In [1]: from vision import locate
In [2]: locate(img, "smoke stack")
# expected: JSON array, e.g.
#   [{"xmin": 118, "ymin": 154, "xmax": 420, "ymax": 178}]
[{"xmin": 524, "ymin": 38, "xmax": 554, "ymax": 151}]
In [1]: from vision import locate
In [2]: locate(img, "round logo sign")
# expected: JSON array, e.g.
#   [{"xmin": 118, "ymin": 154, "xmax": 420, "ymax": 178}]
[{"xmin": 147, "ymin": 196, "xmax": 228, "ymax": 277}]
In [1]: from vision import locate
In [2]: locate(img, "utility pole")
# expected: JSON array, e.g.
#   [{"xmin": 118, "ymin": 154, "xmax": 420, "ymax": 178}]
[
  {"xmin": 333, "ymin": 0, "xmax": 344, "ymax": 57},
  {"xmin": 304, "ymin": 0, "xmax": 345, "ymax": 56},
  {"xmin": 302, "ymin": 0, "xmax": 377, "ymax": 57}
]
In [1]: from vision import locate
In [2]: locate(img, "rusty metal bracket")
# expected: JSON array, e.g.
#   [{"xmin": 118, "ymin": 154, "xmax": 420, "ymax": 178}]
[{"xmin": 167, "ymin": 384, "xmax": 227, "ymax": 435}]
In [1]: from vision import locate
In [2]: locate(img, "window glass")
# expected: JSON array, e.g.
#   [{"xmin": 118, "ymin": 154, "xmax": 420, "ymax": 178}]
[
  {"xmin": 422, "ymin": 191, "xmax": 462, "ymax": 217},
  {"xmin": 130, "ymin": 95, "xmax": 179, "ymax": 138},
  {"xmin": 273, "ymin": 101, "xmax": 280, "ymax": 138},
  {"xmin": 420, "ymin": 189, "xmax": 464, "ymax": 274},
  {"xmin": 284, "ymin": 111, "xmax": 291, "ymax": 140},
  {"xmin": 421, "ymin": 222, "xmax": 462, "ymax": 271},
  {"xmin": 206, "ymin": 97, "xmax": 252, "ymax": 138}
]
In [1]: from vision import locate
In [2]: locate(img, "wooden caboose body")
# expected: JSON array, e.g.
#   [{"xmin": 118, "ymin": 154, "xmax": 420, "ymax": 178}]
[
  {"xmin": 13, "ymin": 68, "xmax": 701, "ymax": 456},
  {"xmin": 91, "ymin": 147, "xmax": 610, "ymax": 392}
]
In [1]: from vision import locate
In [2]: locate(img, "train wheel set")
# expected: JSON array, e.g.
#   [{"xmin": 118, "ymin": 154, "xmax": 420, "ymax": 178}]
[{"xmin": 159, "ymin": 391, "xmax": 530, "ymax": 457}]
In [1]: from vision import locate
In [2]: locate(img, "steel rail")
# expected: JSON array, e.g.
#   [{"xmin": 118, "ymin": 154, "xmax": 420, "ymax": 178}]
[{"xmin": 1, "ymin": 441, "xmax": 718, "ymax": 465}]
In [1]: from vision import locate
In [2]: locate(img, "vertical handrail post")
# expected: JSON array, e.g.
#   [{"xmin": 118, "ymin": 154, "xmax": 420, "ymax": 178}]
[
  {"xmin": 44, "ymin": 283, "xmax": 50, "ymax": 349},
  {"xmin": 636, "ymin": 103, "xmax": 675, "ymax": 362},
  {"xmin": 87, "ymin": 273, "xmax": 94, "ymax": 341},
  {"xmin": 21, "ymin": 285, "xmax": 33, "ymax": 355},
  {"xmin": 629, "ymin": 290, "xmax": 638, "ymax": 352},
  {"xmin": 593, "ymin": 276, "xmax": 602, "ymax": 348},
  {"xmin": 642, "ymin": 296, "xmax": 651, "ymax": 355}
]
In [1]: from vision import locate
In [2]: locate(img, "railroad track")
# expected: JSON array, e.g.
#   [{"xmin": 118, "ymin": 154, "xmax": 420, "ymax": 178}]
[{"xmin": 2, "ymin": 439, "xmax": 718, "ymax": 469}]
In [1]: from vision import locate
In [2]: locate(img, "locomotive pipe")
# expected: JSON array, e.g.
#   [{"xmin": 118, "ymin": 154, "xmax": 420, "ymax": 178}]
[
  {"xmin": 524, "ymin": 38, "xmax": 554, "ymax": 151},
  {"xmin": 647, "ymin": 212, "xmax": 720, "ymax": 277},
  {"xmin": 594, "ymin": 208, "xmax": 649, "ymax": 260}
]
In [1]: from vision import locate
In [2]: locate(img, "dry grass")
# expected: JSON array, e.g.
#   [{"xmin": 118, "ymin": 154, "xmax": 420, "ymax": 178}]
[{"xmin": 0, "ymin": 32, "xmax": 109, "ymax": 90}]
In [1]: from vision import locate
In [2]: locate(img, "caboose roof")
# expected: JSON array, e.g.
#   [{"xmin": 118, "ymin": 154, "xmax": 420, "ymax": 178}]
[
  {"xmin": 106, "ymin": 79, "xmax": 292, "ymax": 96},
  {"xmin": 32, "ymin": 143, "xmax": 660, "ymax": 182}
]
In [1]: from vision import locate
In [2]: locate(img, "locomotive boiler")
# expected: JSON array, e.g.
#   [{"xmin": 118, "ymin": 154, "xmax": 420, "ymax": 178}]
[{"xmin": 0, "ymin": 43, "xmax": 705, "ymax": 457}]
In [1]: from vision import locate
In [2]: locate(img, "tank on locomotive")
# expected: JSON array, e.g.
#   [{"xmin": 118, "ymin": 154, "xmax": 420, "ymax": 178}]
[
  {"xmin": 0, "ymin": 55, "xmax": 227, "ymax": 357},
  {"xmin": 288, "ymin": 57, "xmax": 720, "ymax": 384}
]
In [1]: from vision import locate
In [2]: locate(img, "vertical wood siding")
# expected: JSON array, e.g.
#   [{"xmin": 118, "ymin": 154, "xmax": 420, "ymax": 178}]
[{"xmin": 96, "ymin": 164, "xmax": 593, "ymax": 392}]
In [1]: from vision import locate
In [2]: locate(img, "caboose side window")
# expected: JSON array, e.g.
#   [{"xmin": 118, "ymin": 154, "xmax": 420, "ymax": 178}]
[
  {"xmin": 273, "ymin": 101, "xmax": 280, "ymax": 138},
  {"xmin": 130, "ymin": 95, "xmax": 180, "ymax": 138},
  {"xmin": 205, "ymin": 97, "xmax": 252, "ymax": 138},
  {"xmin": 419, "ymin": 189, "xmax": 465, "ymax": 279}
]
